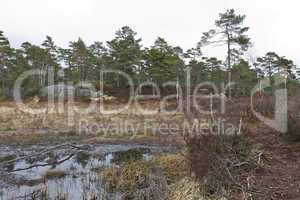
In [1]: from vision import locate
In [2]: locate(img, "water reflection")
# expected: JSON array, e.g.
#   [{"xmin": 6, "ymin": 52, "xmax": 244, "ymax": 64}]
[{"xmin": 0, "ymin": 145, "xmax": 154, "ymax": 200}]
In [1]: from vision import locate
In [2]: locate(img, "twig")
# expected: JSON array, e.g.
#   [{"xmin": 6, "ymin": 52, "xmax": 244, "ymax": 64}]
[
  {"xmin": 238, "ymin": 117, "xmax": 243, "ymax": 135},
  {"xmin": 232, "ymin": 161, "xmax": 249, "ymax": 167},
  {"xmin": 257, "ymin": 152, "xmax": 263, "ymax": 165}
]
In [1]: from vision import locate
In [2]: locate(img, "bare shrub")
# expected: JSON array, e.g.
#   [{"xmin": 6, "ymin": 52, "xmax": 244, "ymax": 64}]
[
  {"xmin": 183, "ymin": 96, "xmax": 263, "ymax": 199},
  {"xmin": 185, "ymin": 133, "xmax": 255, "ymax": 198}
]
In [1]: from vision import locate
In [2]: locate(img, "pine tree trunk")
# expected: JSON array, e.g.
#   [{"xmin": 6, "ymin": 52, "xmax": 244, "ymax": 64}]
[{"xmin": 226, "ymin": 27, "xmax": 232, "ymax": 97}]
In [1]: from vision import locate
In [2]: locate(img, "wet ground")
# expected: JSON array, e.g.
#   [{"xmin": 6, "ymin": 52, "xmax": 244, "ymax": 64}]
[{"xmin": 0, "ymin": 144, "xmax": 169, "ymax": 200}]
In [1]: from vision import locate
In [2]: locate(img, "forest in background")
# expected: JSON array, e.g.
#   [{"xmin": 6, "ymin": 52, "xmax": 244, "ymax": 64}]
[{"xmin": 0, "ymin": 9, "xmax": 299, "ymax": 99}]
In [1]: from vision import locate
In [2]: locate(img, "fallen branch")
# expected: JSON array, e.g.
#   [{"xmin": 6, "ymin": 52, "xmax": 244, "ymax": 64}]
[
  {"xmin": 0, "ymin": 143, "xmax": 83, "ymax": 167},
  {"xmin": 9, "ymin": 154, "xmax": 74, "ymax": 173}
]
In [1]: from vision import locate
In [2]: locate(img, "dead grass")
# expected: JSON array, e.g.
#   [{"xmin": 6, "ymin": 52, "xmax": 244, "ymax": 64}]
[
  {"xmin": 101, "ymin": 165, "xmax": 120, "ymax": 192},
  {"xmin": 168, "ymin": 178, "xmax": 206, "ymax": 200},
  {"xmin": 101, "ymin": 161, "xmax": 151, "ymax": 192},
  {"xmin": 43, "ymin": 170, "xmax": 67, "ymax": 180},
  {"xmin": 0, "ymin": 101, "xmax": 185, "ymax": 145},
  {"xmin": 100, "ymin": 151, "xmax": 190, "ymax": 199},
  {"xmin": 154, "ymin": 154, "xmax": 187, "ymax": 183},
  {"xmin": 101, "ymin": 157, "xmax": 176, "ymax": 199}
]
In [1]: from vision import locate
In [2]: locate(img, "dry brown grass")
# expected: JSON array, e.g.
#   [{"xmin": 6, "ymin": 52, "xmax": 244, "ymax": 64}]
[
  {"xmin": 168, "ymin": 178, "xmax": 206, "ymax": 200},
  {"xmin": 43, "ymin": 170, "xmax": 67, "ymax": 180},
  {"xmin": 0, "ymin": 101, "xmax": 185, "ymax": 145},
  {"xmin": 101, "ymin": 153, "xmax": 188, "ymax": 199},
  {"xmin": 154, "ymin": 154, "xmax": 187, "ymax": 183},
  {"xmin": 101, "ymin": 160, "xmax": 168, "ymax": 199}
]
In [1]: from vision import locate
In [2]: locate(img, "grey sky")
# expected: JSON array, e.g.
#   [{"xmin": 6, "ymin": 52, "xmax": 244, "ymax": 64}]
[{"xmin": 1, "ymin": 0, "xmax": 299, "ymax": 65}]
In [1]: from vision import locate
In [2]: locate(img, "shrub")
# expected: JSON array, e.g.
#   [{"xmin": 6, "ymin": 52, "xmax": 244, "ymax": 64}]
[{"xmin": 185, "ymin": 133, "xmax": 255, "ymax": 198}]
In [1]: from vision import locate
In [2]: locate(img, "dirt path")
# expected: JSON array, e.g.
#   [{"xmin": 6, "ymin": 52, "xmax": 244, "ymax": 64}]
[{"xmin": 247, "ymin": 123, "xmax": 300, "ymax": 200}]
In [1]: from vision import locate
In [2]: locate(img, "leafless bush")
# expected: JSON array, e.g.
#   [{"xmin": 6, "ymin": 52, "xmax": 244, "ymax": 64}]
[
  {"xmin": 185, "ymin": 133, "xmax": 255, "ymax": 198},
  {"xmin": 183, "ymin": 96, "xmax": 264, "ymax": 199}
]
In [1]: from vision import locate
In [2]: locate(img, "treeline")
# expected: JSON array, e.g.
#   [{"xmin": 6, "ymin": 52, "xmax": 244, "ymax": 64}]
[{"xmin": 0, "ymin": 9, "xmax": 299, "ymax": 99}]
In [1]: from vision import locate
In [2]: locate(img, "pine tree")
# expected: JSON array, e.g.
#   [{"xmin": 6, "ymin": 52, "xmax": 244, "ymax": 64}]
[
  {"xmin": 200, "ymin": 9, "xmax": 251, "ymax": 90},
  {"xmin": 107, "ymin": 26, "xmax": 143, "ymax": 87}
]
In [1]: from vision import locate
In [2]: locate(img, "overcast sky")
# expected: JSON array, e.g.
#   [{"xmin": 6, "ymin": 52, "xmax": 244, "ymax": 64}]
[{"xmin": 1, "ymin": 0, "xmax": 300, "ymax": 65}]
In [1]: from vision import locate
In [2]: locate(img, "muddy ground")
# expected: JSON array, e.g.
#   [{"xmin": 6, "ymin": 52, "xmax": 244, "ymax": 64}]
[{"xmin": 1, "ymin": 100, "xmax": 300, "ymax": 200}]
